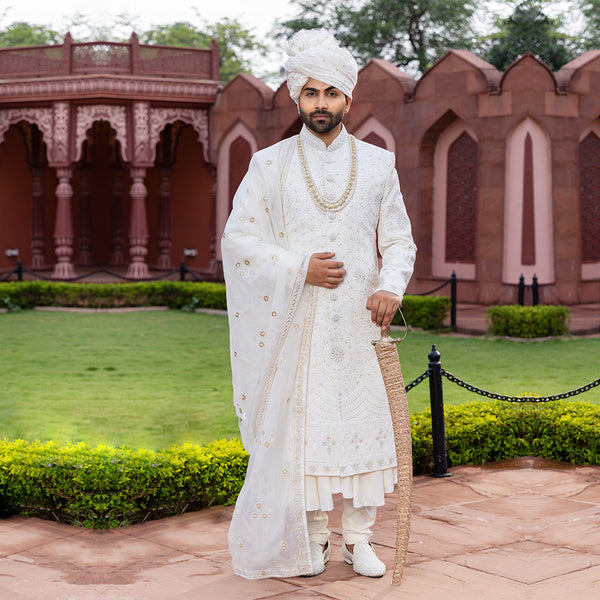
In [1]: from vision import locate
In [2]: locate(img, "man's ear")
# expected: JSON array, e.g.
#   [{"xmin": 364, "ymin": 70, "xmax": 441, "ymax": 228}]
[{"xmin": 344, "ymin": 96, "xmax": 352, "ymax": 114}]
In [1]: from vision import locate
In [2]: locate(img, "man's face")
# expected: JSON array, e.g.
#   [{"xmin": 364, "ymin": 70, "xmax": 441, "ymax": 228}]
[{"xmin": 298, "ymin": 78, "xmax": 351, "ymax": 136}]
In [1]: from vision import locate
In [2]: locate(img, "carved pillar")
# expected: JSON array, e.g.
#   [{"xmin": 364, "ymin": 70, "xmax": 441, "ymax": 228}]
[
  {"xmin": 78, "ymin": 168, "xmax": 93, "ymax": 265},
  {"xmin": 126, "ymin": 167, "xmax": 150, "ymax": 278},
  {"xmin": 157, "ymin": 168, "xmax": 172, "ymax": 269},
  {"xmin": 31, "ymin": 167, "xmax": 46, "ymax": 269},
  {"xmin": 52, "ymin": 167, "xmax": 76, "ymax": 279},
  {"xmin": 110, "ymin": 169, "xmax": 125, "ymax": 266}
]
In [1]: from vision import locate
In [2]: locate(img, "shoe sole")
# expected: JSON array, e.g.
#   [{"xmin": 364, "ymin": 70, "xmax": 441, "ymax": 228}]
[{"xmin": 343, "ymin": 555, "xmax": 385, "ymax": 578}]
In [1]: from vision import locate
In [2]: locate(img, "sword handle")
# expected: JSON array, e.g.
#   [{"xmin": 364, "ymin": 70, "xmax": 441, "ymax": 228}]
[{"xmin": 372, "ymin": 307, "xmax": 408, "ymax": 345}]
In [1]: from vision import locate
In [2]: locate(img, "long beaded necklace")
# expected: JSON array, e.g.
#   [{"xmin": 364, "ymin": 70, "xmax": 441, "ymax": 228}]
[{"xmin": 296, "ymin": 134, "xmax": 357, "ymax": 213}]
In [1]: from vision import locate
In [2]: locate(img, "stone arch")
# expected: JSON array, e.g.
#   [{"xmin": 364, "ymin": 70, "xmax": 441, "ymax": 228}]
[
  {"xmin": 149, "ymin": 108, "xmax": 209, "ymax": 164},
  {"xmin": 0, "ymin": 108, "xmax": 53, "ymax": 157},
  {"xmin": 503, "ymin": 116, "xmax": 554, "ymax": 284},
  {"xmin": 353, "ymin": 116, "xmax": 395, "ymax": 152},
  {"xmin": 215, "ymin": 120, "xmax": 258, "ymax": 260},
  {"xmin": 75, "ymin": 105, "xmax": 128, "ymax": 162},
  {"xmin": 578, "ymin": 121, "xmax": 600, "ymax": 280},
  {"xmin": 432, "ymin": 118, "xmax": 478, "ymax": 280}
]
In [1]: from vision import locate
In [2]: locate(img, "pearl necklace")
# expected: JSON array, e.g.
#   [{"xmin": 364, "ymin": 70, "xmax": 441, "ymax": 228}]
[{"xmin": 296, "ymin": 134, "xmax": 357, "ymax": 213}]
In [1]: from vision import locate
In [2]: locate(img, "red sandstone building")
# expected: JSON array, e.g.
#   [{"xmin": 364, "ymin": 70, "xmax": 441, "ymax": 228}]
[{"xmin": 1, "ymin": 35, "xmax": 599, "ymax": 305}]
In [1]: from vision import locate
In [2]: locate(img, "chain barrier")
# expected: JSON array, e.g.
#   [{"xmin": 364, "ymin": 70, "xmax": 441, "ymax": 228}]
[
  {"xmin": 405, "ymin": 370, "xmax": 430, "ymax": 393},
  {"xmin": 1, "ymin": 261, "xmax": 210, "ymax": 283},
  {"xmin": 441, "ymin": 368, "xmax": 600, "ymax": 403}
]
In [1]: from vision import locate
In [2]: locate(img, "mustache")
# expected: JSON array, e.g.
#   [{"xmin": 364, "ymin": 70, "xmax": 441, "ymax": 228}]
[{"xmin": 311, "ymin": 111, "xmax": 333, "ymax": 118}]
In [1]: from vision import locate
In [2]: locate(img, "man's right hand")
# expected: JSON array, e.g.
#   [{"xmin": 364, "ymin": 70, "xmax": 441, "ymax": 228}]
[{"xmin": 306, "ymin": 252, "xmax": 346, "ymax": 289}]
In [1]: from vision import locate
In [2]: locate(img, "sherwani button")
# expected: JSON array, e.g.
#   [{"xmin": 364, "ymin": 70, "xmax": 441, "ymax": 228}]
[
  {"xmin": 332, "ymin": 314, "xmax": 341, "ymax": 321},
  {"xmin": 328, "ymin": 232, "xmax": 337, "ymax": 241},
  {"xmin": 331, "ymin": 293, "xmax": 338, "ymax": 301},
  {"xmin": 328, "ymin": 213, "xmax": 336, "ymax": 220}
]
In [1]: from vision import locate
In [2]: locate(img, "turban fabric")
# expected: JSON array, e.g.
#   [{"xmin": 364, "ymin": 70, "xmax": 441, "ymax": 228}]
[{"xmin": 285, "ymin": 29, "xmax": 358, "ymax": 104}]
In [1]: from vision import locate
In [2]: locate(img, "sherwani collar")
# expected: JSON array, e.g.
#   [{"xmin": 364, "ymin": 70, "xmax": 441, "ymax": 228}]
[{"xmin": 299, "ymin": 124, "xmax": 349, "ymax": 153}]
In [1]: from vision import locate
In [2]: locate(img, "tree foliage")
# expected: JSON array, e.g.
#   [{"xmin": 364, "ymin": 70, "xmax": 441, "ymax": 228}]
[
  {"xmin": 0, "ymin": 21, "xmax": 61, "ymax": 48},
  {"xmin": 278, "ymin": 0, "xmax": 480, "ymax": 74},
  {"xmin": 579, "ymin": 0, "xmax": 600, "ymax": 49},
  {"xmin": 479, "ymin": 0, "xmax": 580, "ymax": 71},
  {"xmin": 140, "ymin": 19, "xmax": 267, "ymax": 82}
]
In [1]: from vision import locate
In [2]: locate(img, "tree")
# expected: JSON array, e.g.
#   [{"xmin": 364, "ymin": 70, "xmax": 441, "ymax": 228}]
[
  {"xmin": 0, "ymin": 21, "xmax": 62, "ymax": 47},
  {"xmin": 140, "ymin": 19, "xmax": 267, "ymax": 82},
  {"xmin": 277, "ymin": 0, "xmax": 480, "ymax": 75},
  {"xmin": 480, "ymin": 0, "xmax": 580, "ymax": 71},
  {"xmin": 579, "ymin": 0, "xmax": 600, "ymax": 49}
]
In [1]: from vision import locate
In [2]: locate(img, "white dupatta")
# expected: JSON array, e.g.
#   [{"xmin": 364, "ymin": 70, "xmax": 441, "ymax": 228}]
[{"xmin": 222, "ymin": 136, "xmax": 315, "ymax": 578}]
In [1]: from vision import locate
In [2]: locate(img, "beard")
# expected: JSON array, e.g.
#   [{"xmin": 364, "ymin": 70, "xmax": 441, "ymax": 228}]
[{"xmin": 299, "ymin": 105, "xmax": 346, "ymax": 135}]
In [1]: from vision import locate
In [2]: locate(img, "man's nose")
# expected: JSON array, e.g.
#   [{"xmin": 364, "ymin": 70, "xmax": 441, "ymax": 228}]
[{"xmin": 315, "ymin": 94, "xmax": 328, "ymax": 109}]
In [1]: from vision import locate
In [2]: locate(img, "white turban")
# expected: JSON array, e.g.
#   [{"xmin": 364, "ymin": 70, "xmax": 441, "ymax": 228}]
[{"xmin": 284, "ymin": 29, "xmax": 358, "ymax": 104}]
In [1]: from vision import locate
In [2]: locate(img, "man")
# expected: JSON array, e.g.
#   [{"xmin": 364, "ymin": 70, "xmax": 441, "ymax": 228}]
[{"xmin": 222, "ymin": 29, "xmax": 416, "ymax": 580}]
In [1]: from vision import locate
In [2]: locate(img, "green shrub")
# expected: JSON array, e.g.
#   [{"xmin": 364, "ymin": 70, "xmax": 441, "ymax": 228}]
[
  {"xmin": 0, "ymin": 281, "xmax": 226, "ymax": 311},
  {"xmin": 395, "ymin": 295, "xmax": 450, "ymax": 330},
  {"xmin": 0, "ymin": 439, "xmax": 247, "ymax": 528},
  {"xmin": 487, "ymin": 305, "xmax": 570, "ymax": 338},
  {"xmin": 3, "ymin": 401, "xmax": 599, "ymax": 528}
]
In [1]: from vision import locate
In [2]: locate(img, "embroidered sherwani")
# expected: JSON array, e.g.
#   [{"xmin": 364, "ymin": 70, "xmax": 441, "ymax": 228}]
[{"xmin": 222, "ymin": 125, "xmax": 416, "ymax": 579}]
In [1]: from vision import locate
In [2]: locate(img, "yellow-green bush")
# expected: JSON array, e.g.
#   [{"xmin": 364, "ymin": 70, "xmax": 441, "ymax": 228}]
[
  {"xmin": 2, "ymin": 401, "xmax": 598, "ymax": 528},
  {"xmin": 394, "ymin": 295, "xmax": 450, "ymax": 330},
  {"xmin": 487, "ymin": 305, "xmax": 570, "ymax": 338}
]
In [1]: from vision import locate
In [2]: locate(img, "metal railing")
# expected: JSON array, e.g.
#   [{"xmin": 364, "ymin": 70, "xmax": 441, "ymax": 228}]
[
  {"xmin": 0, "ymin": 259, "xmax": 213, "ymax": 283},
  {"xmin": 406, "ymin": 344, "xmax": 600, "ymax": 477},
  {"xmin": 413, "ymin": 272, "xmax": 457, "ymax": 330}
]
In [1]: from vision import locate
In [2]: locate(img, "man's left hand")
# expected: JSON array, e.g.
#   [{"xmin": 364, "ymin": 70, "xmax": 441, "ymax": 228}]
[{"xmin": 366, "ymin": 290, "xmax": 402, "ymax": 328}]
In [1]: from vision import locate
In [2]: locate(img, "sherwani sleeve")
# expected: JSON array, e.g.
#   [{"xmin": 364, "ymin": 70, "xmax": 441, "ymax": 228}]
[{"xmin": 375, "ymin": 156, "xmax": 417, "ymax": 299}]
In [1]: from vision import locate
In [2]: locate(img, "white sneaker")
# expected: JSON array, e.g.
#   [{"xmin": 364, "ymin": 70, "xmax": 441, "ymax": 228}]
[
  {"xmin": 303, "ymin": 541, "xmax": 330, "ymax": 577},
  {"xmin": 342, "ymin": 542, "xmax": 386, "ymax": 577}
]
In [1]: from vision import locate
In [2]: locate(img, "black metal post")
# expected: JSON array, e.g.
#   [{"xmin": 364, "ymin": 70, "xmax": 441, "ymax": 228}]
[
  {"xmin": 179, "ymin": 259, "xmax": 186, "ymax": 282},
  {"xmin": 532, "ymin": 274, "xmax": 539, "ymax": 306},
  {"xmin": 17, "ymin": 260, "xmax": 23, "ymax": 282},
  {"xmin": 518, "ymin": 274, "xmax": 525, "ymax": 306},
  {"xmin": 450, "ymin": 271, "xmax": 457, "ymax": 331},
  {"xmin": 428, "ymin": 345, "xmax": 451, "ymax": 477}
]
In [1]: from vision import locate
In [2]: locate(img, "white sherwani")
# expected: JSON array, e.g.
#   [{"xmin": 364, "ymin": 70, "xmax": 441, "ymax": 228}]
[{"xmin": 222, "ymin": 125, "xmax": 415, "ymax": 579}]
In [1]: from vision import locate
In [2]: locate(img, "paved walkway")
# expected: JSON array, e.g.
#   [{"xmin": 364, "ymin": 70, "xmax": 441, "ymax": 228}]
[{"xmin": 2, "ymin": 457, "xmax": 600, "ymax": 599}]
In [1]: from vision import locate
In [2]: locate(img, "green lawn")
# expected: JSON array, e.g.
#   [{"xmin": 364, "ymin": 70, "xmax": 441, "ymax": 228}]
[{"xmin": 1, "ymin": 310, "xmax": 598, "ymax": 450}]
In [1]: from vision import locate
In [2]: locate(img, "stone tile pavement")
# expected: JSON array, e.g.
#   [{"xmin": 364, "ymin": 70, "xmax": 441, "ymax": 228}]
[{"xmin": 2, "ymin": 457, "xmax": 600, "ymax": 599}]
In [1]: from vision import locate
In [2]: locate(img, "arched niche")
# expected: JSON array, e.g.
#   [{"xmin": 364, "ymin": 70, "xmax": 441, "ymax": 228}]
[
  {"xmin": 353, "ymin": 116, "xmax": 395, "ymax": 152},
  {"xmin": 432, "ymin": 119, "xmax": 478, "ymax": 280},
  {"xmin": 216, "ymin": 121, "xmax": 258, "ymax": 260},
  {"xmin": 503, "ymin": 117, "xmax": 554, "ymax": 284},
  {"xmin": 578, "ymin": 122, "xmax": 600, "ymax": 280}
]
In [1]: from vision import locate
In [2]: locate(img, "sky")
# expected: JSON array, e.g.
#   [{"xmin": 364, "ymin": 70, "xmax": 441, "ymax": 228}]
[{"xmin": 2, "ymin": 0, "xmax": 297, "ymax": 36}]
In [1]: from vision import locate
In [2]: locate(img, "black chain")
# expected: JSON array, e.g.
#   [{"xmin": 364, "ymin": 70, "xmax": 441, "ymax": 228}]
[
  {"xmin": 405, "ymin": 370, "xmax": 430, "ymax": 393},
  {"xmin": 441, "ymin": 368, "xmax": 600, "ymax": 403}
]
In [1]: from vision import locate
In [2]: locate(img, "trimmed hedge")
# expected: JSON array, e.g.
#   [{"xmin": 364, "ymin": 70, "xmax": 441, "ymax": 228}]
[
  {"xmin": 394, "ymin": 294, "xmax": 450, "ymax": 330},
  {"xmin": 487, "ymin": 305, "xmax": 570, "ymax": 338},
  {"xmin": 0, "ymin": 281, "xmax": 226, "ymax": 311},
  {"xmin": 2, "ymin": 401, "xmax": 599, "ymax": 528},
  {"xmin": 0, "ymin": 439, "xmax": 247, "ymax": 527},
  {"xmin": 0, "ymin": 282, "xmax": 449, "ymax": 331}
]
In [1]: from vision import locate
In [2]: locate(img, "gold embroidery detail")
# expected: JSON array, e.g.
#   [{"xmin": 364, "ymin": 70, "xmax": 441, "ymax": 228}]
[
  {"xmin": 235, "ymin": 262, "xmax": 240, "ymax": 268},
  {"xmin": 245, "ymin": 260, "xmax": 250, "ymax": 265},
  {"xmin": 263, "ymin": 514, "xmax": 268, "ymax": 519},
  {"xmin": 265, "ymin": 207, "xmax": 270, "ymax": 213},
  {"xmin": 263, "ymin": 196, "xmax": 267, "ymax": 202},
  {"xmin": 264, "ymin": 441, "xmax": 270, "ymax": 447},
  {"xmin": 235, "ymin": 312, "xmax": 239, "ymax": 317},
  {"xmin": 281, "ymin": 542, "xmax": 287, "ymax": 548},
  {"xmin": 272, "ymin": 311, "xmax": 277, "ymax": 317},
  {"xmin": 252, "ymin": 513, "xmax": 257, "ymax": 518},
  {"xmin": 260, "ymin": 331, "xmax": 266, "ymax": 337},
  {"xmin": 282, "ymin": 468, "xmax": 288, "ymax": 474},
  {"xmin": 266, "ymin": 160, "xmax": 272, "ymax": 165},
  {"xmin": 259, "ymin": 341, "xmax": 265, "ymax": 347},
  {"xmin": 249, "ymin": 217, "xmax": 255, "ymax": 222},
  {"xmin": 257, "ymin": 503, "xmax": 262, "ymax": 509},
  {"xmin": 297, "ymin": 134, "xmax": 357, "ymax": 213},
  {"xmin": 264, "ymin": 296, "xmax": 269, "ymax": 301},
  {"xmin": 279, "ymin": 232, "xmax": 284, "ymax": 237}
]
